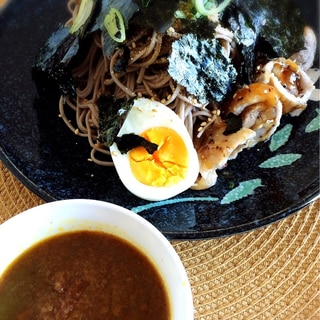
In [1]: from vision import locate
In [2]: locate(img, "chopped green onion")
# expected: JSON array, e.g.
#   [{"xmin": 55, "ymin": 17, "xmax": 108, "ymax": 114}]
[
  {"xmin": 104, "ymin": 8, "xmax": 126, "ymax": 43},
  {"xmin": 70, "ymin": 0, "xmax": 94, "ymax": 34},
  {"xmin": 193, "ymin": 0, "xmax": 231, "ymax": 16}
]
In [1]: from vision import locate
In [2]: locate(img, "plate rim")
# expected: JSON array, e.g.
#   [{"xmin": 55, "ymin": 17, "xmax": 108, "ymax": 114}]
[{"xmin": 0, "ymin": 0, "xmax": 319, "ymax": 240}]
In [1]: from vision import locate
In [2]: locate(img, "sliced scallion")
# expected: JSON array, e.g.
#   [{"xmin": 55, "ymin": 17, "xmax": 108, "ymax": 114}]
[
  {"xmin": 193, "ymin": 0, "xmax": 231, "ymax": 16},
  {"xmin": 104, "ymin": 8, "xmax": 126, "ymax": 43},
  {"xmin": 70, "ymin": 0, "xmax": 94, "ymax": 34}
]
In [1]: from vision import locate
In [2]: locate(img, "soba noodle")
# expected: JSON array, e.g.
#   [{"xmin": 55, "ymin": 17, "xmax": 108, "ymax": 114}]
[{"xmin": 59, "ymin": 0, "xmax": 217, "ymax": 166}]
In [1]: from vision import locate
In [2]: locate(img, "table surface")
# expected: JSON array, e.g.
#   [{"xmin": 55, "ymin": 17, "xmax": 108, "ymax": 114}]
[
  {"xmin": 0, "ymin": 0, "xmax": 319, "ymax": 318},
  {"xmin": 0, "ymin": 161, "xmax": 319, "ymax": 319}
]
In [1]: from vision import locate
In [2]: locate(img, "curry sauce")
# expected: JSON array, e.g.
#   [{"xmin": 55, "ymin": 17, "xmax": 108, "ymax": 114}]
[{"xmin": 0, "ymin": 231, "xmax": 171, "ymax": 320}]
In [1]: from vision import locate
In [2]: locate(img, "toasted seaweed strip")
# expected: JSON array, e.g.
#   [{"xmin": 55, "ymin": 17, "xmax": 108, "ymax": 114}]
[
  {"xmin": 32, "ymin": 26, "xmax": 79, "ymax": 98},
  {"xmin": 130, "ymin": 0, "xmax": 180, "ymax": 33},
  {"xmin": 98, "ymin": 96, "xmax": 135, "ymax": 147},
  {"xmin": 114, "ymin": 134, "xmax": 158, "ymax": 154},
  {"xmin": 223, "ymin": 113, "xmax": 243, "ymax": 135},
  {"xmin": 221, "ymin": 0, "xmax": 305, "ymax": 83},
  {"xmin": 168, "ymin": 34, "xmax": 237, "ymax": 104}
]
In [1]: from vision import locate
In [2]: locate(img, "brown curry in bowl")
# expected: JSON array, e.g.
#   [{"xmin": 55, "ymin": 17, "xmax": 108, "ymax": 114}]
[{"xmin": 0, "ymin": 230, "xmax": 171, "ymax": 320}]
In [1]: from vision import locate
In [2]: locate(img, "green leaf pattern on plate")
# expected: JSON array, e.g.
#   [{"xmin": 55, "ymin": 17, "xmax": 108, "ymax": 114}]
[
  {"xmin": 221, "ymin": 179, "xmax": 263, "ymax": 205},
  {"xmin": 269, "ymin": 124, "xmax": 293, "ymax": 151},
  {"xmin": 305, "ymin": 108, "xmax": 320, "ymax": 133},
  {"xmin": 131, "ymin": 196, "xmax": 219, "ymax": 213},
  {"xmin": 259, "ymin": 153, "xmax": 302, "ymax": 168}
]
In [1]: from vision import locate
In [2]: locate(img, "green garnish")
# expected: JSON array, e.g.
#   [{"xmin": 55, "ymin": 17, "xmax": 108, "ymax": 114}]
[
  {"xmin": 104, "ymin": 8, "xmax": 126, "ymax": 43},
  {"xmin": 192, "ymin": 0, "xmax": 231, "ymax": 16},
  {"xmin": 70, "ymin": 0, "xmax": 95, "ymax": 35}
]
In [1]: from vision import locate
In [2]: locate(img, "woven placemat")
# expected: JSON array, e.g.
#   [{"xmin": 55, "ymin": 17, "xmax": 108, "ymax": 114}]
[{"xmin": 0, "ymin": 160, "xmax": 319, "ymax": 319}]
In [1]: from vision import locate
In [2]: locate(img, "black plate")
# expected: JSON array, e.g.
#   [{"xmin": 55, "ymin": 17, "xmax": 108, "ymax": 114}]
[{"xmin": 0, "ymin": 0, "xmax": 319, "ymax": 239}]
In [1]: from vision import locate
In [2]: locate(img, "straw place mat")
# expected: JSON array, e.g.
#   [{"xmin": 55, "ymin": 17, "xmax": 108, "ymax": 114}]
[
  {"xmin": 0, "ymin": 1, "xmax": 319, "ymax": 317},
  {"xmin": 0, "ymin": 160, "xmax": 319, "ymax": 319}
]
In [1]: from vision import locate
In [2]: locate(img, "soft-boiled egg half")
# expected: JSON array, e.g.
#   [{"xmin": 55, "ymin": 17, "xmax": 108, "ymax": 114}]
[{"xmin": 110, "ymin": 98, "xmax": 199, "ymax": 201}]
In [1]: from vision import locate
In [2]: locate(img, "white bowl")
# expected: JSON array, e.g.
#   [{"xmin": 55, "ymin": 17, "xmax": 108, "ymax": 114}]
[{"xmin": 0, "ymin": 199, "xmax": 193, "ymax": 319}]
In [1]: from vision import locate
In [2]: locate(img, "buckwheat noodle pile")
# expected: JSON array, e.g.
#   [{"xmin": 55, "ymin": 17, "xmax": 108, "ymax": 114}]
[{"xmin": 59, "ymin": 0, "xmax": 216, "ymax": 166}]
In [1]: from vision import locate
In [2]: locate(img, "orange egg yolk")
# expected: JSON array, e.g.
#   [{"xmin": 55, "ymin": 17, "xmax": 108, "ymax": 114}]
[{"xmin": 129, "ymin": 127, "xmax": 189, "ymax": 187}]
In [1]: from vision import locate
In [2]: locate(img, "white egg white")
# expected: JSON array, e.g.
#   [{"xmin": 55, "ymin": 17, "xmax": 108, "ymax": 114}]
[{"xmin": 110, "ymin": 98, "xmax": 199, "ymax": 201}]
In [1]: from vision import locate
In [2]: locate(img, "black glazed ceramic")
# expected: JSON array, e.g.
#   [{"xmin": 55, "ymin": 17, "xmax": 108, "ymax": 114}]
[{"xmin": 0, "ymin": 0, "xmax": 319, "ymax": 239}]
